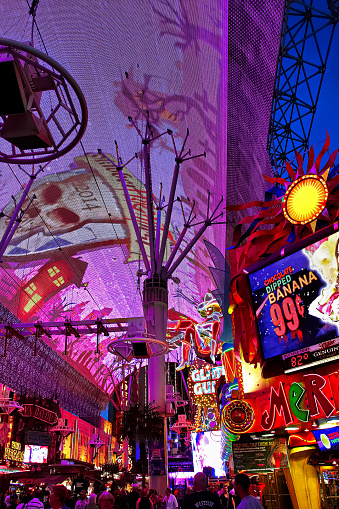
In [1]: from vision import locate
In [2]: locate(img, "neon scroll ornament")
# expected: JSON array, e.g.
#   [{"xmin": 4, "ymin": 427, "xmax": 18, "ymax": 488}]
[
  {"xmin": 176, "ymin": 293, "xmax": 222, "ymax": 370},
  {"xmin": 221, "ymin": 399, "xmax": 254, "ymax": 434}
]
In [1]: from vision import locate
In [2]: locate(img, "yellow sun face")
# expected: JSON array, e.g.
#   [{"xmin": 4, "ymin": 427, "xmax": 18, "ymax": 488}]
[{"xmin": 283, "ymin": 174, "xmax": 328, "ymax": 225}]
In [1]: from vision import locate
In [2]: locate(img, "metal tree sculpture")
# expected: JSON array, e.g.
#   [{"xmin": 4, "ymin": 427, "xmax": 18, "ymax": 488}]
[{"xmin": 100, "ymin": 119, "xmax": 225, "ymax": 492}]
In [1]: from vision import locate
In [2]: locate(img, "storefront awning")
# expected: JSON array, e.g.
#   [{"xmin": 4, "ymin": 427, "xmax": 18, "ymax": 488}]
[
  {"xmin": 36, "ymin": 474, "xmax": 71, "ymax": 485},
  {"xmin": 10, "ymin": 472, "xmax": 71, "ymax": 485}
]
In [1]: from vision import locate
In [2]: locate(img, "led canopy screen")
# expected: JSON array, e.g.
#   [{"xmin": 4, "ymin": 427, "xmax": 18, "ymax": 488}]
[
  {"xmin": 249, "ymin": 229, "xmax": 339, "ymax": 361},
  {"xmin": 0, "ymin": 0, "xmax": 229, "ymax": 394},
  {"xmin": 23, "ymin": 445, "xmax": 48, "ymax": 464}
]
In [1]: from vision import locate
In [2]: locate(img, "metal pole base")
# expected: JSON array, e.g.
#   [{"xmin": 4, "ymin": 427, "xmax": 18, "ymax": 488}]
[
  {"xmin": 149, "ymin": 472, "xmax": 168, "ymax": 496},
  {"xmin": 143, "ymin": 277, "xmax": 168, "ymax": 494}
]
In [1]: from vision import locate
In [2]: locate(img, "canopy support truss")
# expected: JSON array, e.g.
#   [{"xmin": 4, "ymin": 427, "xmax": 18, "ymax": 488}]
[
  {"xmin": 267, "ymin": 0, "xmax": 339, "ymax": 177},
  {"xmin": 0, "ymin": 318, "xmax": 132, "ymax": 338}
]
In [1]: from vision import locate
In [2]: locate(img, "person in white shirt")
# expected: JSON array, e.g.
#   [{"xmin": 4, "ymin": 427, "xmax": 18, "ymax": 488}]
[
  {"xmin": 163, "ymin": 488, "xmax": 178, "ymax": 509},
  {"xmin": 233, "ymin": 474, "xmax": 263, "ymax": 509}
]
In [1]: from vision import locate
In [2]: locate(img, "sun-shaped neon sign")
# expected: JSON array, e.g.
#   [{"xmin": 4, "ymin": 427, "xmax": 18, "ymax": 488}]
[
  {"xmin": 227, "ymin": 133, "xmax": 339, "ymax": 366},
  {"xmin": 283, "ymin": 174, "xmax": 329, "ymax": 225},
  {"xmin": 228, "ymin": 133, "xmax": 339, "ymax": 264}
]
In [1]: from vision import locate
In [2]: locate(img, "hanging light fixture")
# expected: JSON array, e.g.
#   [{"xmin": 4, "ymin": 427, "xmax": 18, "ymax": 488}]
[
  {"xmin": 108, "ymin": 317, "xmax": 169, "ymax": 361},
  {"xmin": 88, "ymin": 433, "xmax": 105, "ymax": 449},
  {"xmin": 50, "ymin": 418, "xmax": 74, "ymax": 451},
  {"xmin": 0, "ymin": 38, "xmax": 88, "ymax": 164},
  {"xmin": 0, "ymin": 387, "xmax": 23, "ymax": 415}
]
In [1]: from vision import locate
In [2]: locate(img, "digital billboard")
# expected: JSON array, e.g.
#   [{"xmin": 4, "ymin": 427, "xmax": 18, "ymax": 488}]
[
  {"xmin": 23, "ymin": 445, "xmax": 48, "ymax": 464},
  {"xmin": 191, "ymin": 431, "xmax": 225, "ymax": 477},
  {"xmin": 148, "ymin": 440, "xmax": 166, "ymax": 476},
  {"xmin": 168, "ymin": 440, "xmax": 194, "ymax": 473},
  {"xmin": 313, "ymin": 427, "xmax": 339, "ymax": 452},
  {"xmin": 249, "ymin": 229, "xmax": 339, "ymax": 370}
]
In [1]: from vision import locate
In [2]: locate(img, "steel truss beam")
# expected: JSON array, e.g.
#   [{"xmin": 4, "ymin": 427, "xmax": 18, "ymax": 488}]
[
  {"xmin": 0, "ymin": 318, "xmax": 132, "ymax": 338},
  {"xmin": 0, "ymin": 318, "xmax": 181, "ymax": 356},
  {"xmin": 0, "ymin": 318, "xmax": 132, "ymax": 359},
  {"xmin": 267, "ymin": 0, "xmax": 339, "ymax": 178}
]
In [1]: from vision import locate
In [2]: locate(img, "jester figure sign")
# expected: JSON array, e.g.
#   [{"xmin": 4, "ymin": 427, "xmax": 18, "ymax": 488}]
[{"xmin": 176, "ymin": 293, "xmax": 223, "ymax": 370}]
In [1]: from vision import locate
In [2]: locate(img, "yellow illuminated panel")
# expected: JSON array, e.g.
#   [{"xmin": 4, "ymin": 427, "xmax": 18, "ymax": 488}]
[
  {"xmin": 4, "ymin": 441, "xmax": 24, "ymax": 462},
  {"xmin": 283, "ymin": 175, "xmax": 328, "ymax": 225}
]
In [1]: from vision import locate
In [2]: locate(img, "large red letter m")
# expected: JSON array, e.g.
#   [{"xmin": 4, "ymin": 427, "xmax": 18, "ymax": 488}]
[{"xmin": 261, "ymin": 383, "xmax": 293, "ymax": 431}]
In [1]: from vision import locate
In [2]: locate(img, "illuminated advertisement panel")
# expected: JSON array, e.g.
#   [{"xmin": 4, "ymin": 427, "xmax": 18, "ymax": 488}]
[
  {"xmin": 313, "ymin": 427, "xmax": 339, "ymax": 451},
  {"xmin": 168, "ymin": 443, "xmax": 194, "ymax": 474},
  {"xmin": 249, "ymin": 228, "xmax": 339, "ymax": 371},
  {"xmin": 191, "ymin": 431, "xmax": 225, "ymax": 477},
  {"xmin": 23, "ymin": 445, "xmax": 48, "ymax": 464},
  {"xmin": 232, "ymin": 438, "xmax": 288, "ymax": 472}
]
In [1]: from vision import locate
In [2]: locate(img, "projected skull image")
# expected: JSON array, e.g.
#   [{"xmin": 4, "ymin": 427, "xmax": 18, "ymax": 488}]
[
  {"xmin": 1, "ymin": 167, "xmax": 128, "ymax": 261},
  {"xmin": 1, "ymin": 153, "xmax": 176, "ymax": 265}
]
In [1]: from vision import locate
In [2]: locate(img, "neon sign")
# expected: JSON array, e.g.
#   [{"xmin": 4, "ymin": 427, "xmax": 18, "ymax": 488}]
[
  {"xmin": 189, "ymin": 365, "xmax": 225, "ymax": 399},
  {"xmin": 282, "ymin": 174, "xmax": 328, "ymax": 225},
  {"xmin": 187, "ymin": 361, "xmax": 224, "ymax": 432},
  {"xmin": 190, "ymin": 366, "xmax": 225, "ymax": 396},
  {"xmin": 21, "ymin": 404, "xmax": 58, "ymax": 425},
  {"xmin": 4, "ymin": 441, "xmax": 24, "ymax": 462},
  {"xmin": 222, "ymin": 399, "xmax": 254, "ymax": 434},
  {"xmin": 176, "ymin": 293, "xmax": 222, "ymax": 370},
  {"xmin": 260, "ymin": 373, "xmax": 337, "ymax": 431}
]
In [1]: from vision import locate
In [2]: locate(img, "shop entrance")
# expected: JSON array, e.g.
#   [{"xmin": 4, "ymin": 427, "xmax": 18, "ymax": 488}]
[
  {"xmin": 319, "ymin": 467, "xmax": 339, "ymax": 509},
  {"xmin": 259, "ymin": 469, "xmax": 293, "ymax": 509}
]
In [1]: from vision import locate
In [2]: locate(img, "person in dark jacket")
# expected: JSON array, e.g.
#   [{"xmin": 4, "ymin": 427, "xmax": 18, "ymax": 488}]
[
  {"xmin": 136, "ymin": 490, "xmax": 151, "ymax": 509},
  {"xmin": 219, "ymin": 486, "xmax": 228, "ymax": 509},
  {"xmin": 127, "ymin": 486, "xmax": 139, "ymax": 509}
]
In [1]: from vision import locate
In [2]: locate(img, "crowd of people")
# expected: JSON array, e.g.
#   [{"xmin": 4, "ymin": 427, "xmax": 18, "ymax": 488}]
[
  {"xmin": 104, "ymin": 473, "xmax": 263, "ymax": 509},
  {"xmin": 0, "ymin": 473, "xmax": 263, "ymax": 509},
  {"xmin": 1, "ymin": 486, "xmax": 116, "ymax": 509},
  {"xmin": 181, "ymin": 473, "xmax": 263, "ymax": 509}
]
